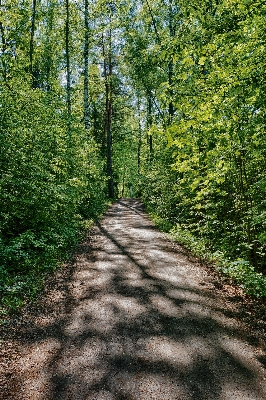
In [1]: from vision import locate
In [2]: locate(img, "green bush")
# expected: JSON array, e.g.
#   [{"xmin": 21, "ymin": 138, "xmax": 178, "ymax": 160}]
[
  {"xmin": 170, "ymin": 223, "xmax": 266, "ymax": 298},
  {"xmin": 0, "ymin": 87, "xmax": 108, "ymax": 316},
  {"xmin": 149, "ymin": 213, "xmax": 266, "ymax": 298}
]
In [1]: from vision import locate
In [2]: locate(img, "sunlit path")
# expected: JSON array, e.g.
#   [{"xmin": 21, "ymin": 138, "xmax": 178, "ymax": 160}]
[{"xmin": 3, "ymin": 200, "xmax": 266, "ymax": 400}]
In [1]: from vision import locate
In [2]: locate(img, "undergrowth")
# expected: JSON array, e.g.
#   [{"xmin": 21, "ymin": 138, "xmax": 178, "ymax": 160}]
[
  {"xmin": 150, "ymin": 213, "xmax": 266, "ymax": 298},
  {"xmin": 0, "ymin": 213, "xmax": 107, "ymax": 320}
]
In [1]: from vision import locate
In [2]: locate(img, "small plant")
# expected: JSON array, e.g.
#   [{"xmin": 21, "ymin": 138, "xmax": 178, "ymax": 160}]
[
  {"xmin": 149, "ymin": 214, "xmax": 266, "ymax": 299},
  {"xmin": 217, "ymin": 260, "xmax": 266, "ymax": 298},
  {"xmin": 169, "ymin": 224, "xmax": 209, "ymax": 260},
  {"xmin": 150, "ymin": 213, "xmax": 173, "ymax": 233}
]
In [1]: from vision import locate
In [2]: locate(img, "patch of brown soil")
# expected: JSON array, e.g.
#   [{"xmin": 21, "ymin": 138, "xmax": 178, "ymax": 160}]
[{"xmin": 1, "ymin": 199, "xmax": 266, "ymax": 400}]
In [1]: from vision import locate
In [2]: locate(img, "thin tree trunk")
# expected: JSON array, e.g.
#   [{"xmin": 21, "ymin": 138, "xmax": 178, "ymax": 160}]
[
  {"xmin": 84, "ymin": 0, "xmax": 89, "ymax": 130},
  {"xmin": 103, "ymin": 30, "xmax": 114, "ymax": 198},
  {"xmin": 43, "ymin": 1, "xmax": 54, "ymax": 90},
  {"xmin": 122, "ymin": 164, "xmax": 125, "ymax": 198},
  {"xmin": 29, "ymin": 0, "xmax": 37, "ymax": 87},
  {"xmin": 138, "ymin": 122, "xmax": 142, "ymax": 174},
  {"xmin": 107, "ymin": 40, "xmax": 114, "ymax": 198},
  {"xmin": 0, "ymin": 0, "xmax": 7, "ymax": 81},
  {"xmin": 0, "ymin": 20, "xmax": 7, "ymax": 82},
  {"xmin": 137, "ymin": 98, "xmax": 142, "ymax": 174},
  {"xmin": 168, "ymin": 0, "xmax": 174, "ymax": 123},
  {"xmin": 147, "ymin": 94, "xmax": 153, "ymax": 161},
  {"xmin": 144, "ymin": 0, "xmax": 161, "ymax": 44},
  {"xmin": 65, "ymin": 0, "xmax": 71, "ymax": 118}
]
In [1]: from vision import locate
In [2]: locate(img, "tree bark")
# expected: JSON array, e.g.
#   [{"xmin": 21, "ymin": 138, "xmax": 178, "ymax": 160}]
[
  {"xmin": 145, "ymin": 0, "xmax": 161, "ymax": 44},
  {"xmin": 147, "ymin": 93, "xmax": 153, "ymax": 161},
  {"xmin": 65, "ymin": 0, "xmax": 71, "ymax": 119},
  {"xmin": 29, "ymin": 0, "xmax": 37, "ymax": 87},
  {"xmin": 84, "ymin": 0, "xmax": 89, "ymax": 130},
  {"xmin": 0, "ymin": 0, "xmax": 7, "ymax": 81},
  {"xmin": 103, "ymin": 30, "xmax": 114, "ymax": 198},
  {"xmin": 43, "ymin": 1, "xmax": 55, "ymax": 90},
  {"xmin": 0, "ymin": 20, "xmax": 7, "ymax": 82},
  {"xmin": 168, "ymin": 0, "xmax": 175, "ymax": 123},
  {"xmin": 137, "ymin": 110, "xmax": 142, "ymax": 174}
]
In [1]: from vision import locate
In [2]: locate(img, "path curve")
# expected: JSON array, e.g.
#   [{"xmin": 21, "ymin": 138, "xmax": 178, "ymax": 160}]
[{"xmin": 1, "ymin": 199, "xmax": 266, "ymax": 399}]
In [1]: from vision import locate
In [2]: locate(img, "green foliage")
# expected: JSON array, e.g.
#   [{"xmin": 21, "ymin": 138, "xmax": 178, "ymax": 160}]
[
  {"xmin": 1, "ymin": 0, "xmax": 266, "ymax": 311},
  {"xmin": 135, "ymin": 0, "xmax": 266, "ymax": 276},
  {"xmin": 168, "ymin": 223, "xmax": 266, "ymax": 298},
  {"xmin": 0, "ymin": 80, "xmax": 108, "ymax": 315},
  {"xmin": 217, "ymin": 260, "xmax": 266, "ymax": 298},
  {"xmin": 0, "ymin": 0, "xmax": 111, "ymax": 315},
  {"xmin": 0, "ymin": 269, "xmax": 46, "ymax": 315},
  {"xmin": 148, "ymin": 213, "xmax": 173, "ymax": 234},
  {"xmin": 170, "ymin": 224, "xmax": 209, "ymax": 260}
]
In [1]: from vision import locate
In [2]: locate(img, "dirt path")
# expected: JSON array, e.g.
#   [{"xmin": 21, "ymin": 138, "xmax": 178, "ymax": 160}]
[{"xmin": 1, "ymin": 199, "xmax": 266, "ymax": 400}]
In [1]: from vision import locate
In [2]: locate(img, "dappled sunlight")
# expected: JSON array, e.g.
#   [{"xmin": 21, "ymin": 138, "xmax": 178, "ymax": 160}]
[
  {"xmin": 17, "ymin": 339, "xmax": 61, "ymax": 400},
  {"xmin": 64, "ymin": 293, "xmax": 148, "ymax": 338},
  {"xmin": 149, "ymin": 266, "xmax": 199, "ymax": 287},
  {"xmin": 69, "ymin": 273, "xmax": 113, "ymax": 298},
  {"xmin": 111, "ymin": 371, "xmax": 192, "ymax": 399},
  {"xmin": 126, "ymin": 278, "xmax": 158, "ymax": 291},
  {"xmin": 137, "ymin": 336, "xmax": 193, "ymax": 368},
  {"xmin": 183, "ymin": 302, "xmax": 212, "ymax": 319},
  {"xmin": 149, "ymin": 294, "xmax": 182, "ymax": 317},
  {"xmin": 64, "ymin": 299, "xmax": 117, "ymax": 336},
  {"xmin": 221, "ymin": 383, "xmax": 265, "ymax": 400},
  {"xmin": 84, "ymin": 389, "xmax": 116, "ymax": 400},
  {"xmin": 112, "ymin": 295, "xmax": 148, "ymax": 319},
  {"xmin": 218, "ymin": 336, "xmax": 265, "ymax": 373},
  {"xmin": 167, "ymin": 287, "xmax": 224, "ymax": 309},
  {"xmin": 121, "ymin": 270, "xmax": 142, "ymax": 280},
  {"xmin": 55, "ymin": 339, "xmax": 108, "ymax": 388},
  {"xmin": 9, "ymin": 200, "xmax": 266, "ymax": 399},
  {"xmin": 19, "ymin": 339, "xmax": 61, "ymax": 373},
  {"xmin": 186, "ymin": 335, "xmax": 218, "ymax": 362},
  {"xmin": 210, "ymin": 311, "xmax": 242, "ymax": 330}
]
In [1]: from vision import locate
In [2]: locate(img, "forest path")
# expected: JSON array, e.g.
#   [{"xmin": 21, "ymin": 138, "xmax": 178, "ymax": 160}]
[{"xmin": 1, "ymin": 199, "xmax": 266, "ymax": 400}]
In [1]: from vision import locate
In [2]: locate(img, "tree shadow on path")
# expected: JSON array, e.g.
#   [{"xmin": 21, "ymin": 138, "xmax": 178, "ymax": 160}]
[{"xmin": 3, "ymin": 199, "xmax": 266, "ymax": 400}]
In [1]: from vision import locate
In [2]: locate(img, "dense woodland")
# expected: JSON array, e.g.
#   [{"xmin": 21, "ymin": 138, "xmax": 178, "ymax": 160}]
[{"xmin": 0, "ymin": 0, "xmax": 265, "ymax": 311}]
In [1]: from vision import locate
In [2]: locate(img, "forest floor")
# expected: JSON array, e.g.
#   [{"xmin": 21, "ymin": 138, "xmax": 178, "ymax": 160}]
[{"xmin": 1, "ymin": 198, "xmax": 266, "ymax": 400}]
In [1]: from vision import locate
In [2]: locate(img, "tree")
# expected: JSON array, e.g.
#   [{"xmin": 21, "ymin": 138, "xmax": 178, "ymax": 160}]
[
  {"xmin": 84, "ymin": 0, "xmax": 90, "ymax": 130},
  {"xmin": 65, "ymin": 0, "xmax": 71, "ymax": 118},
  {"xmin": 1, "ymin": 0, "xmax": 266, "ymax": 313}
]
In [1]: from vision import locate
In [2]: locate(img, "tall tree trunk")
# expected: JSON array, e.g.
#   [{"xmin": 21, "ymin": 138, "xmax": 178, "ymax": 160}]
[
  {"xmin": 65, "ymin": 0, "xmax": 71, "ymax": 119},
  {"xmin": 0, "ymin": 0, "xmax": 7, "ymax": 82},
  {"xmin": 0, "ymin": 21, "xmax": 7, "ymax": 82},
  {"xmin": 147, "ymin": 93, "xmax": 153, "ymax": 161},
  {"xmin": 168, "ymin": 0, "xmax": 174, "ymax": 123},
  {"xmin": 168, "ymin": 58, "xmax": 174, "ymax": 122},
  {"xmin": 84, "ymin": 0, "xmax": 89, "ymax": 130},
  {"xmin": 43, "ymin": 1, "xmax": 54, "ymax": 90},
  {"xmin": 145, "ymin": 0, "xmax": 161, "ymax": 44},
  {"xmin": 137, "ymin": 98, "xmax": 142, "ymax": 174},
  {"xmin": 103, "ymin": 30, "xmax": 114, "ymax": 198},
  {"xmin": 29, "ymin": 0, "xmax": 37, "ymax": 87}
]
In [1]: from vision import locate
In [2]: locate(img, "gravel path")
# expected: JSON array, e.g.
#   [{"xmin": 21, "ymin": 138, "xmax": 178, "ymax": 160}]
[{"xmin": 1, "ymin": 199, "xmax": 266, "ymax": 399}]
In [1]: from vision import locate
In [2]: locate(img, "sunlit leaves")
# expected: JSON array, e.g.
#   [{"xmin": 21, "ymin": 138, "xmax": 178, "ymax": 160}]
[{"xmin": 135, "ymin": 0, "xmax": 266, "ymax": 271}]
